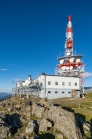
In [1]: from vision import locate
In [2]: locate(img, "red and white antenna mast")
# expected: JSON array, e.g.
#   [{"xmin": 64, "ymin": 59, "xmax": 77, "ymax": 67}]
[{"xmin": 65, "ymin": 16, "xmax": 73, "ymax": 56}]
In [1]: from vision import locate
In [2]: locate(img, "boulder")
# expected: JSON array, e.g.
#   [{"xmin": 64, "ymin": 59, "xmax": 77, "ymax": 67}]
[
  {"xmin": 38, "ymin": 118, "xmax": 52, "ymax": 132},
  {"xmin": 25, "ymin": 120, "xmax": 35, "ymax": 134},
  {"xmin": 32, "ymin": 103, "xmax": 45, "ymax": 118},
  {"xmin": 47, "ymin": 106, "xmax": 78, "ymax": 139}
]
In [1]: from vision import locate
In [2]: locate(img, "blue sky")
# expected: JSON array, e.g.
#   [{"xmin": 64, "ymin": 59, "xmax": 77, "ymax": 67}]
[{"xmin": 0, "ymin": 0, "xmax": 92, "ymax": 92}]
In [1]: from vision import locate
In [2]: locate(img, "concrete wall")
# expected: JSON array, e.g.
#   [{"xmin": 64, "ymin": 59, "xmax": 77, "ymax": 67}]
[
  {"xmin": 37, "ymin": 75, "xmax": 46, "ymax": 98},
  {"xmin": 46, "ymin": 76, "xmax": 80, "ymax": 90},
  {"xmin": 46, "ymin": 88, "xmax": 71, "ymax": 99},
  {"xmin": 37, "ymin": 75, "xmax": 80, "ymax": 99}
]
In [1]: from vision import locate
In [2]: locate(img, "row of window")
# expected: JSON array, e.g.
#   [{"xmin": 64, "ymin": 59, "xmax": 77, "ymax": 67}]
[
  {"xmin": 48, "ymin": 91, "xmax": 71, "ymax": 94},
  {"xmin": 48, "ymin": 81, "xmax": 77, "ymax": 86}
]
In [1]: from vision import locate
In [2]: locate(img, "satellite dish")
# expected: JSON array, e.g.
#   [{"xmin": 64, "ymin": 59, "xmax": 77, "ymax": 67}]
[
  {"xmin": 66, "ymin": 67, "xmax": 69, "ymax": 70},
  {"xmin": 66, "ymin": 52, "xmax": 70, "ymax": 56},
  {"xmin": 22, "ymin": 81, "xmax": 25, "ymax": 86},
  {"xmin": 70, "ymin": 57, "xmax": 74, "ymax": 63},
  {"xmin": 62, "ymin": 66, "xmax": 66, "ymax": 70},
  {"xmin": 60, "ymin": 59, "xmax": 64, "ymax": 64},
  {"xmin": 76, "ymin": 58, "xmax": 80, "ymax": 63},
  {"xmin": 70, "ymin": 66, "xmax": 73, "ymax": 70}
]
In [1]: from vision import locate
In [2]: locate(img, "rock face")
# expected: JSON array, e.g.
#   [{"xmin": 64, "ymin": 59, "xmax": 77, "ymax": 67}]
[
  {"xmin": 0, "ymin": 96, "xmax": 83, "ymax": 139},
  {"xmin": 31, "ymin": 102, "xmax": 80, "ymax": 139},
  {"xmin": 47, "ymin": 106, "xmax": 77, "ymax": 139},
  {"xmin": 25, "ymin": 120, "xmax": 35, "ymax": 134},
  {"xmin": 32, "ymin": 102, "xmax": 45, "ymax": 118},
  {"xmin": 38, "ymin": 118, "xmax": 52, "ymax": 132},
  {"xmin": 0, "ymin": 125, "xmax": 9, "ymax": 139}
]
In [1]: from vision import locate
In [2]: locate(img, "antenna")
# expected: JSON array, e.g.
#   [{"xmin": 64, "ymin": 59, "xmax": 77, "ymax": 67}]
[
  {"xmin": 37, "ymin": 69, "xmax": 38, "ymax": 77},
  {"xmin": 12, "ymin": 80, "xmax": 14, "ymax": 87}
]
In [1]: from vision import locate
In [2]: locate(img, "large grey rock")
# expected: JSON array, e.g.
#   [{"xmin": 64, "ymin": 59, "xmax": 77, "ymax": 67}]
[
  {"xmin": 25, "ymin": 120, "xmax": 35, "ymax": 134},
  {"xmin": 32, "ymin": 103, "xmax": 45, "ymax": 118},
  {"xmin": 47, "ymin": 106, "xmax": 78, "ymax": 139},
  {"xmin": 26, "ymin": 111, "xmax": 31, "ymax": 120},
  {"xmin": 38, "ymin": 118, "xmax": 52, "ymax": 132},
  {"xmin": 0, "ymin": 126, "xmax": 9, "ymax": 139},
  {"xmin": 39, "ymin": 99, "xmax": 53, "ymax": 108}
]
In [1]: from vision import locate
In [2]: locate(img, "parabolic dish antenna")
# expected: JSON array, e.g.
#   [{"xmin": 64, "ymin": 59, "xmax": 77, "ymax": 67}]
[
  {"xmin": 62, "ymin": 66, "xmax": 66, "ymax": 70},
  {"xmin": 66, "ymin": 67, "xmax": 69, "ymax": 70},
  {"xmin": 66, "ymin": 52, "xmax": 70, "ymax": 56},
  {"xmin": 70, "ymin": 66, "xmax": 73, "ymax": 70}
]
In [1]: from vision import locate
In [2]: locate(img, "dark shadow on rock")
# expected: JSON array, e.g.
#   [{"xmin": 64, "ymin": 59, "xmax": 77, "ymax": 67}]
[
  {"xmin": 46, "ymin": 119, "xmax": 54, "ymax": 127},
  {"xmin": 33, "ymin": 120, "xmax": 39, "ymax": 134},
  {"xmin": 39, "ymin": 133, "xmax": 55, "ymax": 139},
  {"xmin": 37, "ymin": 103, "xmax": 44, "ymax": 107},
  {"xmin": 3, "ymin": 113, "xmax": 22, "ymax": 136},
  {"xmin": 29, "ymin": 101, "xmax": 32, "ymax": 106},
  {"xmin": 62, "ymin": 106, "xmax": 74, "ymax": 113},
  {"xmin": 33, "ymin": 136, "xmax": 40, "ymax": 139},
  {"xmin": 75, "ymin": 113, "xmax": 85, "ymax": 137},
  {"xmin": 53, "ymin": 103, "xmax": 61, "ymax": 107},
  {"xmin": 15, "ymin": 108, "xmax": 21, "ymax": 111}
]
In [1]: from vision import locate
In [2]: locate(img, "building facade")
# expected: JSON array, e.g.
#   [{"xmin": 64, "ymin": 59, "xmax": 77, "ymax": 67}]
[{"xmin": 37, "ymin": 74, "xmax": 80, "ymax": 99}]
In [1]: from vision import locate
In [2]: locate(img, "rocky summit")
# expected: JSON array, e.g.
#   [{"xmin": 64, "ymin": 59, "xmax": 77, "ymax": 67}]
[{"xmin": 0, "ymin": 96, "xmax": 85, "ymax": 139}]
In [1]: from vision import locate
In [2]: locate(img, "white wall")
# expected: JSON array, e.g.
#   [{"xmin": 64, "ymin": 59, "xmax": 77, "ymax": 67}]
[
  {"xmin": 46, "ymin": 76, "xmax": 80, "ymax": 90},
  {"xmin": 37, "ymin": 75, "xmax": 46, "ymax": 98},
  {"xmin": 37, "ymin": 75, "xmax": 80, "ymax": 99}
]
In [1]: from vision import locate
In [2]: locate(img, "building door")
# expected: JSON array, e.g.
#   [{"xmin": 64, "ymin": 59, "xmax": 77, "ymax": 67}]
[{"xmin": 72, "ymin": 90, "xmax": 76, "ymax": 98}]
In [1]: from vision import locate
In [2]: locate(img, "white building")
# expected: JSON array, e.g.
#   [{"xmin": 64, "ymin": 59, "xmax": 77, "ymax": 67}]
[{"xmin": 37, "ymin": 74, "xmax": 81, "ymax": 99}]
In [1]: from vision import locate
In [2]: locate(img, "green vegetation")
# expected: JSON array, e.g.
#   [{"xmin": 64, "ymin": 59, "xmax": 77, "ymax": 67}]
[
  {"xmin": 84, "ymin": 131, "xmax": 91, "ymax": 139},
  {"xmin": 30, "ymin": 115, "xmax": 41, "ymax": 120},
  {"xmin": 18, "ymin": 121, "xmax": 29, "ymax": 137},
  {"xmin": 6, "ymin": 137, "xmax": 12, "ymax": 139},
  {"xmin": 54, "ymin": 93, "xmax": 92, "ymax": 122}
]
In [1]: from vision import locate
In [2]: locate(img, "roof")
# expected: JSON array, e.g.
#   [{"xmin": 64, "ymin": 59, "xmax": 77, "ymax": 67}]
[
  {"xmin": 58, "ymin": 54, "xmax": 83, "ymax": 61},
  {"xmin": 38, "ymin": 73, "xmax": 80, "ymax": 78}
]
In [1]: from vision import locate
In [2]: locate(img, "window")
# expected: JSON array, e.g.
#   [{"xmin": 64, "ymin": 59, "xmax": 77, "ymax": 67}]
[
  {"xmin": 55, "ymin": 91, "xmax": 58, "ymax": 93},
  {"xmin": 48, "ymin": 81, "xmax": 51, "ymax": 85},
  {"xmin": 68, "ymin": 92, "xmax": 71, "ymax": 94},
  {"xmin": 69, "ymin": 82, "xmax": 71, "ymax": 86},
  {"xmin": 55, "ymin": 82, "xmax": 58, "ymax": 85},
  {"xmin": 48, "ymin": 91, "xmax": 51, "ymax": 93},
  {"xmin": 75, "ymin": 83, "xmax": 77, "ymax": 86},
  {"xmin": 62, "ymin": 91, "xmax": 65, "ymax": 93},
  {"xmin": 62, "ymin": 82, "xmax": 65, "ymax": 86}
]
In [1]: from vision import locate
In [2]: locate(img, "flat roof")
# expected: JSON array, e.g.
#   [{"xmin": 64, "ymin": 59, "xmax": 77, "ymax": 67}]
[
  {"xmin": 39, "ymin": 74, "xmax": 80, "ymax": 78},
  {"xmin": 58, "ymin": 54, "xmax": 83, "ymax": 61}
]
